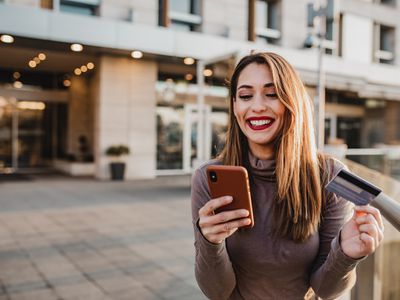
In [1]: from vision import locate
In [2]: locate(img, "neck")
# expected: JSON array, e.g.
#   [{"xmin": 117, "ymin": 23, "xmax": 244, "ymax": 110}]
[{"xmin": 248, "ymin": 142, "xmax": 275, "ymax": 160}]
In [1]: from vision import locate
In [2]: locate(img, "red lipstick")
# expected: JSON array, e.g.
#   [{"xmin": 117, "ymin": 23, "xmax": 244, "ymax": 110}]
[{"xmin": 246, "ymin": 117, "xmax": 274, "ymax": 131}]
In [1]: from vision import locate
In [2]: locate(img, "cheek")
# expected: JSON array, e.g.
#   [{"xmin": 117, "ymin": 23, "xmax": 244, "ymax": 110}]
[
  {"xmin": 274, "ymin": 102, "xmax": 286, "ymax": 118},
  {"xmin": 233, "ymin": 101, "xmax": 239, "ymax": 118}
]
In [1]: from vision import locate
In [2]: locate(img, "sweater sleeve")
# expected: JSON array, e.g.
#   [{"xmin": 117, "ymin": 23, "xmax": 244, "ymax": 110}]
[
  {"xmin": 310, "ymin": 159, "xmax": 365, "ymax": 299},
  {"xmin": 191, "ymin": 166, "xmax": 236, "ymax": 300}
]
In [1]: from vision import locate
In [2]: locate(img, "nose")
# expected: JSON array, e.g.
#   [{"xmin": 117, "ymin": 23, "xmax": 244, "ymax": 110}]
[{"xmin": 251, "ymin": 92, "xmax": 267, "ymax": 112}]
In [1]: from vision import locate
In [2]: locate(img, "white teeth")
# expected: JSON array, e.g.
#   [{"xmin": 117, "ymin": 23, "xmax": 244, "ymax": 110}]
[{"xmin": 249, "ymin": 119, "xmax": 271, "ymax": 126}]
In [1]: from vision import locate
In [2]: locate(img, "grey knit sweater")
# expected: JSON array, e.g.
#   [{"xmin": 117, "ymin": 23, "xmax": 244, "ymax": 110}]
[{"xmin": 191, "ymin": 153, "xmax": 363, "ymax": 300}]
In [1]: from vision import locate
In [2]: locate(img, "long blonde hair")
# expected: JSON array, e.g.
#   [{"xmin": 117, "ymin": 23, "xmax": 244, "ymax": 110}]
[{"xmin": 220, "ymin": 52, "xmax": 324, "ymax": 242}]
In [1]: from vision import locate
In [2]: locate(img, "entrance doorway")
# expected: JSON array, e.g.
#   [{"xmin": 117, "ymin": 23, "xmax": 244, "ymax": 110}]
[
  {"xmin": 156, "ymin": 104, "xmax": 228, "ymax": 174},
  {"xmin": 0, "ymin": 97, "xmax": 67, "ymax": 173}
]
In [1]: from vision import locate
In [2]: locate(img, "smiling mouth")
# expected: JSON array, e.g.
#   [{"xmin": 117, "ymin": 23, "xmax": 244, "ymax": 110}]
[{"xmin": 247, "ymin": 118, "xmax": 274, "ymax": 130}]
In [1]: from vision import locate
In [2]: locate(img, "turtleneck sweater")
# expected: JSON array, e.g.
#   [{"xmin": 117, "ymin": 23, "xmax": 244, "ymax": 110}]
[{"xmin": 191, "ymin": 153, "xmax": 364, "ymax": 300}]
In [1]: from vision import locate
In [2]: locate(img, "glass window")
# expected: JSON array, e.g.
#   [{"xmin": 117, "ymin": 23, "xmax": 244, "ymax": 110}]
[
  {"xmin": 380, "ymin": 0, "xmax": 396, "ymax": 6},
  {"xmin": 255, "ymin": 0, "xmax": 281, "ymax": 44},
  {"xmin": 157, "ymin": 106, "xmax": 184, "ymax": 170},
  {"xmin": 326, "ymin": 18, "xmax": 334, "ymax": 41},
  {"xmin": 0, "ymin": 98, "xmax": 13, "ymax": 170},
  {"xmin": 380, "ymin": 26, "xmax": 395, "ymax": 59},
  {"xmin": 267, "ymin": 1, "xmax": 279, "ymax": 30},
  {"xmin": 169, "ymin": 0, "xmax": 202, "ymax": 32},
  {"xmin": 170, "ymin": 0, "xmax": 191, "ymax": 14},
  {"xmin": 337, "ymin": 117, "xmax": 362, "ymax": 148},
  {"xmin": 256, "ymin": 0, "xmax": 280, "ymax": 30},
  {"xmin": 324, "ymin": 18, "xmax": 335, "ymax": 54},
  {"xmin": 60, "ymin": 0, "xmax": 101, "ymax": 16},
  {"xmin": 210, "ymin": 111, "xmax": 228, "ymax": 158},
  {"xmin": 375, "ymin": 24, "xmax": 395, "ymax": 64}
]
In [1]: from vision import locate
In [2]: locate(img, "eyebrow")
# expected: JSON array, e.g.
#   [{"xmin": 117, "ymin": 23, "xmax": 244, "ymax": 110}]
[{"xmin": 238, "ymin": 83, "xmax": 275, "ymax": 90}]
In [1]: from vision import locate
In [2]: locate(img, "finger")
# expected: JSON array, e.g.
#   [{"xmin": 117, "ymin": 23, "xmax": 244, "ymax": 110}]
[
  {"xmin": 199, "ymin": 196, "xmax": 233, "ymax": 217},
  {"xmin": 356, "ymin": 213, "xmax": 379, "ymax": 228},
  {"xmin": 356, "ymin": 211, "xmax": 367, "ymax": 218},
  {"xmin": 208, "ymin": 209, "xmax": 249, "ymax": 225},
  {"xmin": 211, "ymin": 228, "xmax": 239, "ymax": 243},
  {"xmin": 209, "ymin": 218, "xmax": 252, "ymax": 235},
  {"xmin": 358, "ymin": 223, "xmax": 379, "ymax": 240},
  {"xmin": 359, "ymin": 232, "xmax": 375, "ymax": 252},
  {"xmin": 355, "ymin": 206, "xmax": 384, "ymax": 231},
  {"xmin": 199, "ymin": 210, "xmax": 249, "ymax": 231},
  {"xmin": 367, "ymin": 214, "xmax": 384, "ymax": 243},
  {"xmin": 359, "ymin": 222, "xmax": 384, "ymax": 247},
  {"xmin": 198, "ymin": 215, "xmax": 215, "ymax": 229}
]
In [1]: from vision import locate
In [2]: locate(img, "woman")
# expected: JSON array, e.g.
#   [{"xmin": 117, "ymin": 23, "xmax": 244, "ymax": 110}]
[{"xmin": 191, "ymin": 52, "xmax": 384, "ymax": 300}]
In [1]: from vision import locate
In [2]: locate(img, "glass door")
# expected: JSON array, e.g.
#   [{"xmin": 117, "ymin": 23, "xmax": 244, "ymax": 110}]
[
  {"xmin": 183, "ymin": 104, "xmax": 211, "ymax": 172},
  {"xmin": 210, "ymin": 110, "xmax": 228, "ymax": 158},
  {"xmin": 156, "ymin": 106, "xmax": 185, "ymax": 171},
  {"xmin": 183, "ymin": 104, "xmax": 228, "ymax": 172},
  {"xmin": 0, "ymin": 97, "xmax": 15, "ymax": 171},
  {"xmin": 0, "ymin": 98, "xmax": 56, "ymax": 173},
  {"xmin": 156, "ymin": 104, "xmax": 228, "ymax": 174},
  {"xmin": 17, "ymin": 101, "xmax": 46, "ymax": 168}
]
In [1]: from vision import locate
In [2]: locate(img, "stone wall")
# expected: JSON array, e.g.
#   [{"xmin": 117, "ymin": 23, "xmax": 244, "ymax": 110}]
[{"xmin": 94, "ymin": 55, "xmax": 157, "ymax": 179}]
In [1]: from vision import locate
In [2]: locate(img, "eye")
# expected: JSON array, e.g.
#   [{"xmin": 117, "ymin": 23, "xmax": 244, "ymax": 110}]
[
  {"xmin": 238, "ymin": 95, "xmax": 252, "ymax": 100},
  {"xmin": 266, "ymin": 93, "xmax": 278, "ymax": 98}
]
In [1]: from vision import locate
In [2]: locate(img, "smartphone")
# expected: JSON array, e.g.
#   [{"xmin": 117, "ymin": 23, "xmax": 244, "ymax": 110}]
[{"xmin": 206, "ymin": 165, "xmax": 254, "ymax": 228}]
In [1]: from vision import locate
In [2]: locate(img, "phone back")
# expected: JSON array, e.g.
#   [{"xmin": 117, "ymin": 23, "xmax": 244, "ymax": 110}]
[{"xmin": 207, "ymin": 165, "xmax": 254, "ymax": 228}]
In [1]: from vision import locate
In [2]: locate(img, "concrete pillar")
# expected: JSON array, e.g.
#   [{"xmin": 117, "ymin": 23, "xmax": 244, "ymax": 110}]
[
  {"xmin": 67, "ymin": 76, "xmax": 94, "ymax": 159},
  {"xmin": 94, "ymin": 55, "xmax": 157, "ymax": 180}
]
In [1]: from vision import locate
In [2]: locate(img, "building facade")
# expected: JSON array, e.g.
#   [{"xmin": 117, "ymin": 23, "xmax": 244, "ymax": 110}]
[
  {"xmin": 1, "ymin": 1, "xmax": 400, "ymax": 299},
  {"xmin": 0, "ymin": 0, "xmax": 400, "ymax": 180}
]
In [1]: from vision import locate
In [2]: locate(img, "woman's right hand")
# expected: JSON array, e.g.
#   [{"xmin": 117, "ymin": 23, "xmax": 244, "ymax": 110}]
[{"xmin": 198, "ymin": 196, "xmax": 251, "ymax": 244}]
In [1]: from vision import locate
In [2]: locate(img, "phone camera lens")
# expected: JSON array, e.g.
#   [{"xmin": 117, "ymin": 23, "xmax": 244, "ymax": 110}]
[{"xmin": 210, "ymin": 171, "xmax": 217, "ymax": 182}]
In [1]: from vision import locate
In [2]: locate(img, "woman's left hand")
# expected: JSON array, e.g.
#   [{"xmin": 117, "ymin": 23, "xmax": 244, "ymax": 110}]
[{"xmin": 340, "ymin": 206, "xmax": 384, "ymax": 259}]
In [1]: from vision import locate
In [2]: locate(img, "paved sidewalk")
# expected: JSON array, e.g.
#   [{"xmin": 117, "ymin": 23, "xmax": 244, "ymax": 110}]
[{"xmin": 0, "ymin": 175, "xmax": 206, "ymax": 300}]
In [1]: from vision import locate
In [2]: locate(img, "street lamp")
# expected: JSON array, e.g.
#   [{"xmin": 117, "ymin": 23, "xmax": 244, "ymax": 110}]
[{"xmin": 307, "ymin": 0, "xmax": 334, "ymax": 150}]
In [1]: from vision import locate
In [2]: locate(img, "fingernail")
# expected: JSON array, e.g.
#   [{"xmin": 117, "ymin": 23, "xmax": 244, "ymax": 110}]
[
  {"xmin": 241, "ymin": 210, "xmax": 249, "ymax": 217},
  {"xmin": 225, "ymin": 196, "xmax": 233, "ymax": 201},
  {"xmin": 356, "ymin": 211, "xmax": 367, "ymax": 217}
]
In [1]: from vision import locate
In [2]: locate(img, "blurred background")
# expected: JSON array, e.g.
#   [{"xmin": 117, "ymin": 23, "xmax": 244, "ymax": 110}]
[{"xmin": 0, "ymin": 0, "xmax": 399, "ymax": 299}]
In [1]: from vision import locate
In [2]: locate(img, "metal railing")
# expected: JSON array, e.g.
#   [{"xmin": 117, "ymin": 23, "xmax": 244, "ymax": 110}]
[
  {"xmin": 344, "ymin": 159, "xmax": 400, "ymax": 300},
  {"xmin": 345, "ymin": 148, "xmax": 400, "ymax": 181}
]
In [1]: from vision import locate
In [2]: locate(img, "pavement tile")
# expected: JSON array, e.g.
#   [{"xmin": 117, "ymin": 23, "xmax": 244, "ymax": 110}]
[
  {"xmin": 8, "ymin": 288, "xmax": 58, "ymax": 300},
  {"xmin": 0, "ymin": 176, "xmax": 204, "ymax": 300},
  {"xmin": 5, "ymin": 280, "xmax": 49, "ymax": 295},
  {"xmin": 0, "ymin": 249, "xmax": 26, "ymax": 262},
  {"xmin": 45, "ymin": 273, "xmax": 88, "ymax": 288},
  {"xmin": 110, "ymin": 285, "xmax": 162, "ymax": 300},
  {"xmin": 90, "ymin": 274, "xmax": 142, "ymax": 295},
  {"xmin": 150, "ymin": 276, "xmax": 205, "ymax": 300},
  {"xmin": 53, "ymin": 282, "xmax": 106, "ymax": 299},
  {"xmin": 1, "ymin": 268, "xmax": 44, "ymax": 289}
]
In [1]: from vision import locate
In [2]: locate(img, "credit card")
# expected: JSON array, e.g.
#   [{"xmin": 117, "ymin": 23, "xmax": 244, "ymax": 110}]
[{"xmin": 325, "ymin": 169, "xmax": 382, "ymax": 206}]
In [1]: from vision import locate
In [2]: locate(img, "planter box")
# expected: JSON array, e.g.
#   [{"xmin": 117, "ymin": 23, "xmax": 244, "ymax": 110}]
[
  {"xmin": 110, "ymin": 162, "xmax": 126, "ymax": 180},
  {"xmin": 54, "ymin": 160, "xmax": 95, "ymax": 176}
]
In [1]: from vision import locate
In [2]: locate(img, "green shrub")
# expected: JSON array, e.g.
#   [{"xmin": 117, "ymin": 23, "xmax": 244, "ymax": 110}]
[{"xmin": 105, "ymin": 145, "xmax": 130, "ymax": 156}]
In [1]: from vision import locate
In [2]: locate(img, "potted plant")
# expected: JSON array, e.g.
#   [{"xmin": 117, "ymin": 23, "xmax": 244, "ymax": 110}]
[{"xmin": 105, "ymin": 144, "xmax": 130, "ymax": 180}]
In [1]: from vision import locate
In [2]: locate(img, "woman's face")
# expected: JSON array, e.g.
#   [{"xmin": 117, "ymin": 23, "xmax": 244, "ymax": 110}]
[{"xmin": 233, "ymin": 62, "xmax": 286, "ymax": 159}]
